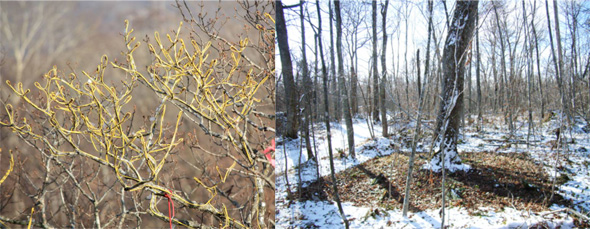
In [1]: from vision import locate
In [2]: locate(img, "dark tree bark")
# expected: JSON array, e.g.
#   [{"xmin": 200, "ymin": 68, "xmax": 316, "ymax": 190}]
[
  {"xmin": 423, "ymin": 0, "xmax": 433, "ymax": 99},
  {"xmin": 506, "ymin": 9, "xmax": 517, "ymax": 136},
  {"xmin": 335, "ymin": 0, "xmax": 355, "ymax": 158},
  {"xmin": 402, "ymin": 48, "xmax": 423, "ymax": 217},
  {"xmin": 380, "ymin": 0, "xmax": 389, "ymax": 137},
  {"xmin": 404, "ymin": 3, "xmax": 410, "ymax": 113},
  {"xmin": 418, "ymin": 56, "xmax": 424, "ymax": 108},
  {"xmin": 372, "ymin": 0, "xmax": 380, "ymax": 122},
  {"xmin": 553, "ymin": 0, "xmax": 570, "ymax": 122},
  {"xmin": 470, "ymin": 47, "xmax": 473, "ymax": 115},
  {"xmin": 476, "ymin": 8, "xmax": 482, "ymax": 131},
  {"xmin": 493, "ymin": 2, "xmax": 513, "ymax": 133},
  {"xmin": 351, "ymin": 66, "xmax": 358, "ymax": 115},
  {"xmin": 299, "ymin": 0, "xmax": 314, "ymax": 161},
  {"xmin": 436, "ymin": 3, "xmax": 478, "ymax": 227},
  {"xmin": 315, "ymin": 1, "xmax": 348, "ymax": 227},
  {"xmin": 546, "ymin": 0, "xmax": 569, "ymax": 123},
  {"xmin": 531, "ymin": 0, "xmax": 545, "ymax": 119},
  {"xmin": 491, "ymin": 36, "xmax": 499, "ymax": 113},
  {"xmin": 276, "ymin": 1, "xmax": 299, "ymax": 139},
  {"xmin": 442, "ymin": 0, "xmax": 451, "ymax": 30},
  {"xmin": 523, "ymin": 0, "xmax": 534, "ymax": 144},
  {"xmin": 314, "ymin": 33, "xmax": 319, "ymax": 122},
  {"xmin": 567, "ymin": 2, "xmax": 579, "ymax": 113},
  {"xmin": 423, "ymin": 0, "xmax": 434, "ymax": 119},
  {"xmin": 329, "ymin": 1, "xmax": 340, "ymax": 121},
  {"xmin": 586, "ymin": 54, "xmax": 590, "ymax": 120},
  {"xmin": 431, "ymin": 1, "xmax": 478, "ymax": 169}
]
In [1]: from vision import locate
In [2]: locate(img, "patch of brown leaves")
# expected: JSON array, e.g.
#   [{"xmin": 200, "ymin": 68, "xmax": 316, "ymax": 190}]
[{"xmin": 291, "ymin": 151, "xmax": 572, "ymax": 215}]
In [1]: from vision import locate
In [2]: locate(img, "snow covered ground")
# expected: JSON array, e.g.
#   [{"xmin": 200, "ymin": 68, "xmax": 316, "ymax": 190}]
[{"xmin": 276, "ymin": 115, "xmax": 590, "ymax": 228}]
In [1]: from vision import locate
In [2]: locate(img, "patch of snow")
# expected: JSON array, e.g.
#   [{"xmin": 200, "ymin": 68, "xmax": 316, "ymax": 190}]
[
  {"xmin": 422, "ymin": 159, "xmax": 471, "ymax": 173},
  {"xmin": 424, "ymin": 137, "xmax": 471, "ymax": 173},
  {"xmin": 277, "ymin": 200, "xmax": 573, "ymax": 229},
  {"xmin": 276, "ymin": 115, "xmax": 589, "ymax": 228},
  {"xmin": 275, "ymin": 119, "xmax": 391, "ymax": 190}
]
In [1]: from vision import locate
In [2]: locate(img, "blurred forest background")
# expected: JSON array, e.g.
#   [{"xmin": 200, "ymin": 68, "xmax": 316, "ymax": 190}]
[{"xmin": 1, "ymin": 1, "xmax": 177, "ymax": 86}]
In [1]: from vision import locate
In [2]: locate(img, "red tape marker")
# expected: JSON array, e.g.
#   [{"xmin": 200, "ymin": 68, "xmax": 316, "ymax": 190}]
[
  {"xmin": 164, "ymin": 189, "xmax": 175, "ymax": 229},
  {"xmin": 263, "ymin": 140, "xmax": 275, "ymax": 167}
]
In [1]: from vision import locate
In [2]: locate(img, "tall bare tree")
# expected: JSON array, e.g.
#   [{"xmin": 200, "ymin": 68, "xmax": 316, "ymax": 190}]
[
  {"xmin": 436, "ymin": 4, "xmax": 478, "ymax": 227},
  {"xmin": 565, "ymin": 2, "xmax": 581, "ymax": 113},
  {"xmin": 546, "ymin": 0, "xmax": 569, "ymax": 123},
  {"xmin": 553, "ymin": 0, "xmax": 567, "ymax": 120},
  {"xmin": 476, "ymin": 7, "xmax": 483, "ymax": 131},
  {"xmin": 380, "ymin": 0, "xmax": 389, "ymax": 137},
  {"xmin": 493, "ymin": 2, "xmax": 514, "ymax": 133},
  {"xmin": 530, "ymin": 0, "xmax": 545, "ymax": 120},
  {"xmin": 423, "ymin": 0, "xmax": 434, "ymax": 101},
  {"xmin": 431, "ymin": 0, "xmax": 478, "ymax": 169},
  {"xmin": 277, "ymin": 1, "xmax": 300, "ymax": 139},
  {"xmin": 523, "ymin": 0, "xmax": 534, "ymax": 144},
  {"xmin": 299, "ymin": 0, "xmax": 314, "ymax": 161},
  {"xmin": 329, "ymin": 1, "xmax": 340, "ymax": 121},
  {"xmin": 342, "ymin": 2, "xmax": 369, "ymax": 116},
  {"xmin": 336, "ymin": 0, "xmax": 355, "ymax": 159},
  {"xmin": 371, "ymin": 0, "xmax": 380, "ymax": 122},
  {"xmin": 403, "ymin": 2, "xmax": 411, "ymax": 112},
  {"xmin": 316, "ymin": 2, "xmax": 348, "ymax": 227},
  {"xmin": 402, "ymin": 49, "xmax": 426, "ymax": 217},
  {"xmin": 422, "ymin": 0, "xmax": 435, "ymax": 119}
]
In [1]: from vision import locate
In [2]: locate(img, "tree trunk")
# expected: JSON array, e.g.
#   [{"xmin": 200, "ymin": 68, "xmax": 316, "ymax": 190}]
[
  {"xmin": 380, "ymin": 0, "xmax": 389, "ymax": 137},
  {"xmin": 315, "ymin": 1, "xmax": 348, "ymax": 227},
  {"xmin": 329, "ymin": 1, "xmax": 340, "ymax": 121},
  {"xmin": 584, "ymin": 52, "xmax": 590, "ymax": 119},
  {"xmin": 351, "ymin": 66, "xmax": 358, "ymax": 116},
  {"xmin": 493, "ymin": 3, "xmax": 513, "ymax": 133},
  {"xmin": 468, "ymin": 51, "xmax": 472, "ymax": 115},
  {"xmin": 553, "ymin": 0, "xmax": 568, "ymax": 120},
  {"xmin": 335, "ymin": 0, "xmax": 355, "ymax": 158},
  {"xmin": 476, "ymin": 8, "xmax": 482, "ymax": 131},
  {"xmin": 352, "ymin": 27, "xmax": 359, "ymax": 116},
  {"xmin": 568, "ymin": 2, "xmax": 578, "ymax": 114},
  {"xmin": 417, "ymin": 49, "xmax": 422, "ymax": 105},
  {"xmin": 276, "ymin": 1, "xmax": 299, "ymax": 139},
  {"xmin": 314, "ymin": 34, "xmax": 319, "ymax": 121},
  {"xmin": 372, "ymin": 0, "xmax": 380, "ymax": 122},
  {"xmin": 491, "ymin": 38, "xmax": 499, "ymax": 113},
  {"xmin": 402, "ymin": 48, "xmax": 423, "ymax": 217},
  {"xmin": 546, "ymin": 0, "xmax": 569, "ymax": 123},
  {"xmin": 424, "ymin": 0, "xmax": 433, "ymax": 100},
  {"xmin": 523, "ymin": 0, "xmax": 534, "ymax": 145},
  {"xmin": 531, "ymin": 0, "xmax": 545, "ymax": 119},
  {"xmin": 438, "ymin": 3, "xmax": 478, "ymax": 226},
  {"xmin": 431, "ymin": 1, "xmax": 478, "ymax": 170},
  {"xmin": 299, "ymin": 0, "xmax": 314, "ymax": 161},
  {"xmin": 506, "ymin": 17, "xmax": 517, "ymax": 136},
  {"xmin": 404, "ymin": 3, "xmax": 410, "ymax": 113}
]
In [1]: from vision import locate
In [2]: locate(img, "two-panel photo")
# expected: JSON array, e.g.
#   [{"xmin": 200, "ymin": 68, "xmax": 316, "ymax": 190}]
[{"xmin": 0, "ymin": 0, "xmax": 589, "ymax": 228}]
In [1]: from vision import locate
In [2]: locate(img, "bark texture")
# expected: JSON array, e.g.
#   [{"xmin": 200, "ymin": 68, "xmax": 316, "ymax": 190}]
[
  {"xmin": 433, "ymin": 1, "xmax": 478, "ymax": 168},
  {"xmin": 276, "ymin": 1, "xmax": 299, "ymax": 139}
]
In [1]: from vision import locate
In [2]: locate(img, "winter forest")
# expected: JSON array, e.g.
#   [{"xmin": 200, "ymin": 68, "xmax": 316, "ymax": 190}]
[{"xmin": 276, "ymin": 0, "xmax": 590, "ymax": 228}]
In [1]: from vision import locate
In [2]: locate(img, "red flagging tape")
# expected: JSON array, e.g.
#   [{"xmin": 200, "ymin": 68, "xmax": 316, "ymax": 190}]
[
  {"xmin": 263, "ymin": 140, "xmax": 276, "ymax": 167},
  {"xmin": 164, "ymin": 189, "xmax": 175, "ymax": 229}
]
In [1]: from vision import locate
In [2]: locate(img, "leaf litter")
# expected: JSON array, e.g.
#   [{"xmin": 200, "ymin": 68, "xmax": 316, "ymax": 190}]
[{"xmin": 276, "ymin": 115, "xmax": 590, "ymax": 228}]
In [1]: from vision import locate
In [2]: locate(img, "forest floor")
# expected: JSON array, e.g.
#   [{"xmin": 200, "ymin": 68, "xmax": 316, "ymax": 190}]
[{"xmin": 275, "ymin": 114, "xmax": 590, "ymax": 228}]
